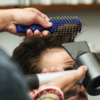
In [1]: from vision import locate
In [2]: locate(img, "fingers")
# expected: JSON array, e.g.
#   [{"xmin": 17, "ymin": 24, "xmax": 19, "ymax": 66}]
[
  {"xmin": 34, "ymin": 30, "xmax": 49, "ymax": 37},
  {"xmin": 25, "ymin": 8, "xmax": 50, "ymax": 21},
  {"xmin": 32, "ymin": 13, "xmax": 52, "ymax": 28},
  {"xmin": 26, "ymin": 29, "xmax": 49, "ymax": 37},
  {"xmin": 42, "ymin": 30, "xmax": 49, "ymax": 36},
  {"xmin": 38, "ymin": 13, "xmax": 50, "ymax": 22},
  {"xmin": 63, "ymin": 66, "xmax": 87, "ymax": 91},
  {"xmin": 41, "ymin": 67, "xmax": 64, "ymax": 73},
  {"xmin": 63, "ymin": 65, "xmax": 87, "ymax": 87},
  {"xmin": 74, "ymin": 65, "xmax": 88, "ymax": 81},
  {"xmin": 49, "ymin": 67, "xmax": 64, "ymax": 72},
  {"xmin": 40, "ymin": 66, "xmax": 87, "ymax": 95},
  {"xmin": 33, "ymin": 8, "xmax": 50, "ymax": 21},
  {"xmin": 41, "ymin": 68, "xmax": 49, "ymax": 73},
  {"xmin": 33, "ymin": 30, "xmax": 41, "ymax": 37},
  {"xmin": 46, "ymin": 66, "xmax": 88, "ymax": 93},
  {"xmin": 7, "ymin": 8, "xmax": 51, "ymax": 37},
  {"xmin": 28, "ymin": 90, "xmax": 35, "ymax": 99},
  {"xmin": 26, "ymin": 29, "xmax": 34, "ymax": 38},
  {"xmin": 56, "ymin": 68, "xmax": 64, "ymax": 72}
]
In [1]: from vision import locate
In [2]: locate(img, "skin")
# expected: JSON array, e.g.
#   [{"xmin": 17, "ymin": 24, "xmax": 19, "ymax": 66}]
[
  {"xmin": 43, "ymin": 65, "xmax": 88, "ymax": 100},
  {"xmin": 38, "ymin": 48, "xmax": 88, "ymax": 100},
  {"xmin": 0, "ymin": 8, "xmax": 52, "ymax": 37}
]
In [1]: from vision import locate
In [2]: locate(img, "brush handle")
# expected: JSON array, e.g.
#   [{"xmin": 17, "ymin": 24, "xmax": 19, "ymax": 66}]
[{"xmin": 16, "ymin": 21, "xmax": 54, "ymax": 33}]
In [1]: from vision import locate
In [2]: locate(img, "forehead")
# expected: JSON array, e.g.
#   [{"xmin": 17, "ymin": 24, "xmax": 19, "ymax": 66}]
[{"xmin": 39, "ymin": 48, "xmax": 74, "ymax": 70}]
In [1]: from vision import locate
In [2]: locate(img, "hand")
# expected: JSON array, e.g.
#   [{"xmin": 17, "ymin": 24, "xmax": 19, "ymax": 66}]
[
  {"xmin": 5, "ymin": 8, "xmax": 52, "ymax": 37},
  {"xmin": 38, "ymin": 66, "xmax": 87, "ymax": 97},
  {"xmin": 28, "ymin": 66, "xmax": 87, "ymax": 99},
  {"xmin": 41, "ymin": 67, "xmax": 64, "ymax": 73},
  {"xmin": 28, "ymin": 67, "xmax": 64, "ymax": 99}
]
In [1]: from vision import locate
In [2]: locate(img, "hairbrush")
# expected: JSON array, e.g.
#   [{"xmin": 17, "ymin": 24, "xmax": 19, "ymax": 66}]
[{"xmin": 16, "ymin": 16, "xmax": 82, "ymax": 34}]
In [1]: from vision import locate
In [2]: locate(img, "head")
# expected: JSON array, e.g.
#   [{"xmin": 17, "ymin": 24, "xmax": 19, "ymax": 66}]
[
  {"xmin": 13, "ymin": 34, "xmax": 88, "ymax": 100},
  {"xmin": 13, "ymin": 34, "xmax": 74, "ymax": 74}
]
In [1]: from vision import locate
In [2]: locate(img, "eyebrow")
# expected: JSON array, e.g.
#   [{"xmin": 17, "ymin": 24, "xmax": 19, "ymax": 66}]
[{"xmin": 64, "ymin": 67, "xmax": 74, "ymax": 71}]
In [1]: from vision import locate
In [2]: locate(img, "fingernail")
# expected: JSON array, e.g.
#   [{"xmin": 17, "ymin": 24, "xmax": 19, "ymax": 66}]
[{"xmin": 48, "ymin": 22, "xmax": 52, "ymax": 26}]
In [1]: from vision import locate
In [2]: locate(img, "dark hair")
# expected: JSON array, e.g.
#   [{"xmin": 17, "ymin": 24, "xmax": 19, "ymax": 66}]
[{"xmin": 13, "ymin": 34, "xmax": 76, "ymax": 75}]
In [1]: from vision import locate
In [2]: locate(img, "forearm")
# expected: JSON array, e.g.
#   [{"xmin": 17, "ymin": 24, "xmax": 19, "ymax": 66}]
[{"xmin": 0, "ymin": 9, "xmax": 12, "ymax": 32}]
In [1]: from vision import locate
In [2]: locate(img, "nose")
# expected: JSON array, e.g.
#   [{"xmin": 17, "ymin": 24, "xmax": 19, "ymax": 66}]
[{"xmin": 79, "ymin": 85, "xmax": 86, "ymax": 93}]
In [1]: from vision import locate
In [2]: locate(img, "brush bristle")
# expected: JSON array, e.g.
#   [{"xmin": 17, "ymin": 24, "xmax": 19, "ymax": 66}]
[
  {"xmin": 16, "ymin": 15, "xmax": 82, "ymax": 35},
  {"xmin": 50, "ymin": 16, "xmax": 82, "ymax": 35}
]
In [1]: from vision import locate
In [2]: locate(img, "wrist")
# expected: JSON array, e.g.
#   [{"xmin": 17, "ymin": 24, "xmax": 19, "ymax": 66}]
[
  {"xmin": 34, "ymin": 86, "xmax": 64, "ymax": 100},
  {"xmin": 39, "ymin": 93, "xmax": 60, "ymax": 100},
  {"xmin": 0, "ymin": 9, "xmax": 13, "ymax": 32}
]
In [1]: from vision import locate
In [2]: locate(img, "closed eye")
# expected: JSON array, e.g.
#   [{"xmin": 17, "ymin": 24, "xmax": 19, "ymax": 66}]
[{"xmin": 64, "ymin": 67, "xmax": 74, "ymax": 71}]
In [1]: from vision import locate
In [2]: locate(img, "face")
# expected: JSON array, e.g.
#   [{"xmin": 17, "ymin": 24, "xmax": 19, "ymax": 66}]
[{"xmin": 39, "ymin": 48, "xmax": 88, "ymax": 100}]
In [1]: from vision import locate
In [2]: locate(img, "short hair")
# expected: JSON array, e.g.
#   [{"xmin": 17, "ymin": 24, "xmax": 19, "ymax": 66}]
[{"xmin": 13, "ymin": 34, "xmax": 77, "ymax": 75}]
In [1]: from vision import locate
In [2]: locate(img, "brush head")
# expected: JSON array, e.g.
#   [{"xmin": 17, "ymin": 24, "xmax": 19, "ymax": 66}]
[
  {"xmin": 50, "ymin": 16, "xmax": 82, "ymax": 34},
  {"xmin": 16, "ymin": 16, "xmax": 82, "ymax": 37},
  {"xmin": 49, "ymin": 16, "xmax": 82, "ymax": 41}
]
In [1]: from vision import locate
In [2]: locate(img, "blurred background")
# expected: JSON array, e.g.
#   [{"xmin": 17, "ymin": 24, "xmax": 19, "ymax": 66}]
[{"xmin": 0, "ymin": 0, "xmax": 100, "ymax": 100}]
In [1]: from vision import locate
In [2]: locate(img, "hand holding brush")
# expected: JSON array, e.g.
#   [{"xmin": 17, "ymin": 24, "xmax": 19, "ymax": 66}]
[
  {"xmin": 16, "ymin": 16, "xmax": 82, "ymax": 36},
  {"xmin": 0, "ymin": 8, "xmax": 52, "ymax": 37}
]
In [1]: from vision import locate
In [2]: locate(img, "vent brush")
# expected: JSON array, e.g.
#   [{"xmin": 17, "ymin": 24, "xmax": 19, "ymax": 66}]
[{"xmin": 16, "ymin": 16, "xmax": 82, "ymax": 34}]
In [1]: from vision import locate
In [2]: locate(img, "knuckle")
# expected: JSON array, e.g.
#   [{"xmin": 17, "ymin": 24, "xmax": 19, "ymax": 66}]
[{"xmin": 32, "ymin": 13, "xmax": 37, "ymax": 19}]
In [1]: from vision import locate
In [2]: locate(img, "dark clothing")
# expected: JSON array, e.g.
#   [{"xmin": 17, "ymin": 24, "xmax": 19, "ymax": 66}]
[{"xmin": 0, "ymin": 49, "xmax": 31, "ymax": 100}]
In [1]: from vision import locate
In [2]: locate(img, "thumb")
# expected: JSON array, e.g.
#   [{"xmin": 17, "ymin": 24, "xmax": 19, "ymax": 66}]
[
  {"xmin": 62, "ymin": 66, "xmax": 88, "ymax": 92},
  {"xmin": 33, "ymin": 14, "xmax": 52, "ymax": 28},
  {"xmin": 46, "ymin": 66, "xmax": 88, "ymax": 92},
  {"xmin": 75, "ymin": 65, "xmax": 88, "ymax": 81}
]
